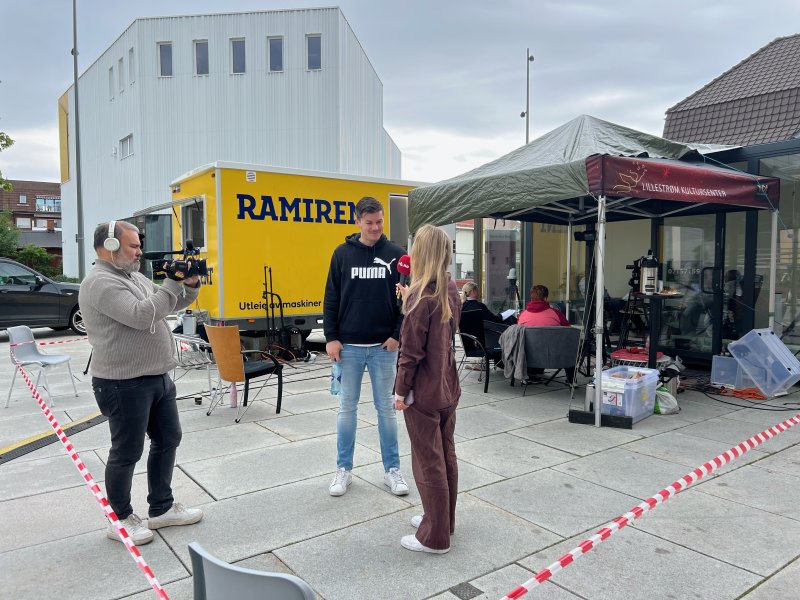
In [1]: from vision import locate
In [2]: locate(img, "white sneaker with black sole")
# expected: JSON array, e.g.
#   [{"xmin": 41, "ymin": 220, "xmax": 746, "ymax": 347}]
[
  {"xmin": 107, "ymin": 514, "xmax": 154, "ymax": 545},
  {"xmin": 147, "ymin": 503, "xmax": 203, "ymax": 529}
]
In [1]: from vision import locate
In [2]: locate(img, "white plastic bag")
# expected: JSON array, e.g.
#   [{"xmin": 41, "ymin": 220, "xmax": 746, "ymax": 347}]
[{"xmin": 654, "ymin": 384, "xmax": 680, "ymax": 415}]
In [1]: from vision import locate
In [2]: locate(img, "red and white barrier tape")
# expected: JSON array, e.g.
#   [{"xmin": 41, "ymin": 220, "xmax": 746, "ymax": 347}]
[
  {"xmin": 9, "ymin": 349, "xmax": 169, "ymax": 599},
  {"xmin": 501, "ymin": 412, "xmax": 800, "ymax": 599},
  {"xmin": 37, "ymin": 337, "xmax": 88, "ymax": 346}
]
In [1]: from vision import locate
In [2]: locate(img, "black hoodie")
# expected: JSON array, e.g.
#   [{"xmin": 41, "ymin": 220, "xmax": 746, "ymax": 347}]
[{"xmin": 323, "ymin": 233, "xmax": 405, "ymax": 344}]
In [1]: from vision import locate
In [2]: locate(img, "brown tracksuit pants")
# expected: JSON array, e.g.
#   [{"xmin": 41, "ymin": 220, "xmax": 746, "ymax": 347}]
[{"xmin": 404, "ymin": 401, "xmax": 458, "ymax": 550}]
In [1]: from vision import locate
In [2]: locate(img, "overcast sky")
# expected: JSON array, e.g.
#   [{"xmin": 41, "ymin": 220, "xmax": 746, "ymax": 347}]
[{"xmin": 1, "ymin": 1, "xmax": 799, "ymax": 184}]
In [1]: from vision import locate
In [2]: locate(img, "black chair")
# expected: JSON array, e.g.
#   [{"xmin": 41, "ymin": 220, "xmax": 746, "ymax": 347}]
[
  {"xmin": 521, "ymin": 326, "xmax": 581, "ymax": 395},
  {"xmin": 457, "ymin": 310, "xmax": 507, "ymax": 393}
]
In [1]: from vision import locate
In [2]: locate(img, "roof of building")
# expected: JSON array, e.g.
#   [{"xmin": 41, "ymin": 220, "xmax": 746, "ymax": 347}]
[
  {"xmin": 664, "ymin": 34, "xmax": 800, "ymax": 145},
  {"xmin": 19, "ymin": 231, "xmax": 62, "ymax": 250}
]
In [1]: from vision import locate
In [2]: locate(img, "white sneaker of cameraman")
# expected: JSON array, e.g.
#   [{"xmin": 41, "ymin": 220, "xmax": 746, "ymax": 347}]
[
  {"xmin": 147, "ymin": 502, "xmax": 203, "ymax": 529},
  {"xmin": 384, "ymin": 467, "xmax": 410, "ymax": 496}
]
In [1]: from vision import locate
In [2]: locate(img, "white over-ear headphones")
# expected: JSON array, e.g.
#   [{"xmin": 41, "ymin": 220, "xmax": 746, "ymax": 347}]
[{"xmin": 104, "ymin": 220, "xmax": 120, "ymax": 252}]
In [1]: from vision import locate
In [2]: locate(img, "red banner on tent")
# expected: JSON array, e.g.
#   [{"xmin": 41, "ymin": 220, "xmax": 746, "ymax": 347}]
[{"xmin": 586, "ymin": 155, "xmax": 779, "ymax": 209}]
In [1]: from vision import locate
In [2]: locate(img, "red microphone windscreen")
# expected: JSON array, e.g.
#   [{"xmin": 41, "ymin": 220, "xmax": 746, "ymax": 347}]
[{"xmin": 397, "ymin": 254, "xmax": 411, "ymax": 275}]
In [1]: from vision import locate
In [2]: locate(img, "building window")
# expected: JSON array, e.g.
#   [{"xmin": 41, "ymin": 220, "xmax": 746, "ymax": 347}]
[
  {"xmin": 109, "ymin": 67, "xmax": 114, "ymax": 100},
  {"xmin": 307, "ymin": 34, "xmax": 321, "ymax": 70},
  {"xmin": 18, "ymin": 194, "xmax": 27, "ymax": 205},
  {"xmin": 128, "ymin": 47, "xmax": 135, "ymax": 84},
  {"xmin": 268, "ymin": 37, "xmax": 283, "ymax": 72},
  {"xmin": 118, "ymin": 58, "xmax": 124, "ymax": 92},
  {"xmin": 120, "ymin": 134, "xmax": 133, "ymax": 159},
  {"xmin": 231, "ymin": 38, "xmax": 246, "ymax": 74},
  {"xmin": 194, "ymin": 40, "xmax": 209, "ymax": 75},
  {"xmin": 16, "ymin": 217, "xmax": 31, "ymax": 229},
  {"xmin": 158, "ymin": 42, "xmax": 173, "ymax": 77},
  {"xmin": 35, "ymin": 196, "xmax": 61, "ymax": 212},
  {"xmin": 34, "ymin": 219, "xmax": 49, "ymax": 229}
]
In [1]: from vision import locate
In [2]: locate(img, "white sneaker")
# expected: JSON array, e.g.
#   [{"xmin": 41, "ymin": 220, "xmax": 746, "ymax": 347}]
[
  {"xmin": 329, "ymin": 468, "xmax": 352, "ymax": 496},
  {"xmin": 107, "ymin": 514, "xmax": 154, "ymax": 545},
  {"xmin": 410, "ymin": 514, "xmax": 422, "ymax": 529},
  {"xmin": 400, "ymin": 534, "xmax": 449, "ymax": 554},
  {"xmin": 147, "ymin": 502, "xmax": 203, "ymax": 530},
  {"xmin": 384, "ymin": 467, "xmax": 410, "ymax": 496}
]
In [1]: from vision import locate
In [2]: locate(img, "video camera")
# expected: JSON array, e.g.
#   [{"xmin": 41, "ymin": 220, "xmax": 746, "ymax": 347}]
[{"xmin": 144, "ymin": 240, "xmax": 208, "ymax": 282}]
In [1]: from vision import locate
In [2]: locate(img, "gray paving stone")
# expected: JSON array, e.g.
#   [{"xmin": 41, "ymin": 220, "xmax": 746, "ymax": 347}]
[
  {"xmin": 551, "ymin": 447, "xmax": 696, "ymax": 499},
  {"xmin": 486, "ymin": 396, "xmax": 574, "ymax": 425},
  {"xmin": 356, "ymin": 418, "xmax": 413, "ymax": 457},
  {"xmin": 124, "ymin": 577, "xmax": 194, "ymax": 600},
  {"xmin": 175, "ymin": 421, "xmax": 288, "ymax": 462},
  {"xmin": 0, "ymin": 409, "xmax": 76, "ymax": 447},
  {"xmin": 672, "ymin": 395, "xmax": 740, "ymax": 422},
  {"xmin": 749, "ymin": 442, "xmax": 800, "ymax": 477},
  {"xmin": 260, "ymin": 408, "xmax": 347, "ymax": 441},
  {"xmin": 456, "ymin": 433, "xmax": 577, "ymax": 477},
  {"xmin": 633, "ymin": 488, "xmax": 800, "ymax": 575},
  {"xmin": 679, "ymin": 416, "xmax": 800, "ymax": 452},
  {"xmin": 158, "ymin": 474, "xmax": 409, "ymax": 566},
  {"xmin": 694, "ymin": 464, "xmax": 800, "ymax": 520},
  {"xmin": 512, "ymin": 419, "xmax": 641, "ymax": 456},
  {"xmin": 0, "ymin": 531, "xmax": 189, "ymax": 600},
  {"xmin": 472, "ymin": 468, "xmax": 642, "ymax": 538},
  {"xmin": 457, "ymin": 389, "xmax": 502, "ymax": 408},
  {"xmin": 273, "ymin": 389, "xmax": 339, "ymax": 413},
  {"xmin": 459, "ymin": 563, "xmax": 581, "ymax": 599},
  {"xmin": 180, "ymin": 434, "xmax": 381, "ymax": 498},
  {"xmin": 622, "ymin": 414, "xmax": 695, "ymax": 436},
  {"xmin": 275, "ymin": 495, "xmax": 561, "ymax": 600},
  {"xmin": 519, "ymin": 526, "xmax": 761, "ymax": 600},
  {"xmin": 0, "ymin": 450, "xmax": 107, "ymax": 501},
  {"xmin": 742, "ymin": 556, "xmax": 800, "ymax": 599},
  {"xmin": 621, "ymin": 430, "xmax": 770, "ymax": 475},
  {"xmin": 454, "ymin": 405, "xmax": 530, "ymax": 439}
]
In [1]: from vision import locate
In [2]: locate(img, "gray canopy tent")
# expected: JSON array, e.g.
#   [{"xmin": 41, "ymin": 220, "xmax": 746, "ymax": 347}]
[{"xmin": 408, "ymin": 115, "xmax": 781, "ymax": 427}]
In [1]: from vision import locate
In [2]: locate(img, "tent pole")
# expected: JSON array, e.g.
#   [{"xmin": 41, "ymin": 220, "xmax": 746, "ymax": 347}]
[
  {"xmin": 566, "ymin": 221, "xmax": 572, "ymax": 319},
  {"xmin": 769, "ymin": 209, "xmax": 778, "ymax": 332},
  {"xmin": 595, "ymin": 196, "xmax": 606, "ymax": 427}
]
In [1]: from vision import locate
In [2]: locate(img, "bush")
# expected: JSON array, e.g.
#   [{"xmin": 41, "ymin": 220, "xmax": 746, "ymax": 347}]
[{"xmin": 16, "ymin": 244, "xmax": 60, "ymax": 278}]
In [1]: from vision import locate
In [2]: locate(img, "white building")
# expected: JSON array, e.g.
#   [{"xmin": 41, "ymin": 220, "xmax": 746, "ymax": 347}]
[{"xmin": 59, "ymin": 7, "xmax": 401, "ymax": 276}]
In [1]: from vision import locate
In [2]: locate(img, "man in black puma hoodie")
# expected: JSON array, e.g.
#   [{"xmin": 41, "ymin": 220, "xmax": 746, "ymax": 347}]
[{"xmin": 323, "ymin": 196, "xmax": 410, "ymax": 498}]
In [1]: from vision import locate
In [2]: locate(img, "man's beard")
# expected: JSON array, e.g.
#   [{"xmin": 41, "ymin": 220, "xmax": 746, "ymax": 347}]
[{"xmin": 120, "ymin": 258, "xmax": 141, "ymax": 274}]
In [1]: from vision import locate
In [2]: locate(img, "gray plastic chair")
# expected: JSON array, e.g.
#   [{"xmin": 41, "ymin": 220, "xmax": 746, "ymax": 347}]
[
  {"xmin": 5, "ymin": 326, "xmax": 79, "ymax": 408},
  {"xmin": 189, "ymin": 542, "xmax": 316, "ymax": 600},
  {"xmin": 522, "ymin": 326, "xmax": 581, "ymax": 395}
]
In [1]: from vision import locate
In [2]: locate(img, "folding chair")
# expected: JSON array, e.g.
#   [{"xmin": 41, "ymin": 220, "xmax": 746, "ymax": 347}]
[
  {"xmin": 6, "ymin": 325, "xmax": 79, "ymax": 408},
  {"xmin": 203, "ymin": 324, "xmax": 283, "ymax": 423}
]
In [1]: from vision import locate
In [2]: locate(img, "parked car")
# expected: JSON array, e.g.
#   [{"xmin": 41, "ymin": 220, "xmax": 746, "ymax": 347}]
[{"xmin": 0, "ymin": 257, "xmax": 84, "ymax": 334}]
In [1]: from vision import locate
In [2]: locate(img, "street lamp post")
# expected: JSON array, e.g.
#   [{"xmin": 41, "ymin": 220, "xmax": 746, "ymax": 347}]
[
  {"xmin": 520, "ymin": 49, "xmax": 535, "ymax": 144},
  {"xmin": 72, "ymin": 0, "xmax": 85, "ymax": 278}
]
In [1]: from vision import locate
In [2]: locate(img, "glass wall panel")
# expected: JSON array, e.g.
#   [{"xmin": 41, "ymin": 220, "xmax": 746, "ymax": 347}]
[
  {"xmin": 482, "ymin": 219, "xmax": 521, "ymax": 313},
  {"xmin": 760, "ymin": 154, "xmax": 800, "ymax": 348},
  {"xmin": 453, "ymin": 220, "xmax": 475, "ymax": 289}
]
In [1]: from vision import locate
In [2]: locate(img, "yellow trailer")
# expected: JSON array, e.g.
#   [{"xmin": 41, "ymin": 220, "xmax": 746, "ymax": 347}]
[{"xmin": 166, "ymin": 162, "xmax": 418, "ymax": 338}]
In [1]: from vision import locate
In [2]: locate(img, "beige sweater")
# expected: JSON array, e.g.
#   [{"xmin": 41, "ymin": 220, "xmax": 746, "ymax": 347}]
[{"xmin": 79, "ymin": 260, "xmax": 200, "ymax": 379}]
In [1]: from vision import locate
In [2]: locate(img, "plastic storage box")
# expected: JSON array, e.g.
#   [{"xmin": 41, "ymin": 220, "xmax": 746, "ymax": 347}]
[
  {"xmin": 727, "ymin": 329, "xmax": 800, "ymax": 397},
  {"xmin": 596, "ymin": 366, "xmax": 659, "ymax": 423},
  {"xmin": 710, "ymin": 355, "xmax": 756, "ymax": 390}
]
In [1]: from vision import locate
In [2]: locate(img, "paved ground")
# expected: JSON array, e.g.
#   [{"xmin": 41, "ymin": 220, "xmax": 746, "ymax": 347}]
[{"xmin": 1, "ymin": 328, "xmax": 799, "ymax": 600}]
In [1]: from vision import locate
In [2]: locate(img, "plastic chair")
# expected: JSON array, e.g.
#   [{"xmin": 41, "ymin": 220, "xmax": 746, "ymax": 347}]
[
  {"xmin": 189, "ymin": 542, "xmax": 316, "ymax": 600},
  {"xmin": 457, "ymin": 310, "xmax": 507, "ymax": 393},
  {"xmin": 203, "ymin": 324, "xmax": 283, "ymax": 423},
  {"xmin": 5, "ymin": 325, "xmax": 79, "ymax": 408},
  {"xmin": 521, "ymin": 326, "xmax": 581, "ymax": 395}
]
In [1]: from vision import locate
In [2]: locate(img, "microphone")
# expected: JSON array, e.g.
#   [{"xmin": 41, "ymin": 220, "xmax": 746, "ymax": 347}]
[{"xmin": 397, "ymin": 254, "xmax": 411, "ymax": 304}]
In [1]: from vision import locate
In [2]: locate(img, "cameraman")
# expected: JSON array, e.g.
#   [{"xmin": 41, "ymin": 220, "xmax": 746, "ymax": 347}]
[{"xmin": 79, "ymin": 220, "xmax": 203, "ymax": 545}]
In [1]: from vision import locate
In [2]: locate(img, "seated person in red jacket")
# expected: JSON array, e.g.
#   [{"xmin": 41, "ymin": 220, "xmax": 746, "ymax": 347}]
[
  {"xmin": 518, "ymin": 284, "xmax": 576, "ymax": 383},
  {"xmin": 518, "ymin": 284, "xmax": 570, "ymax": 327}
]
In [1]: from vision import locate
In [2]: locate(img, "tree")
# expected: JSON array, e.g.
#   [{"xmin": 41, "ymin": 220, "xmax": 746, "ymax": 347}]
[
  {"xmin": 16, "ymin": 244, "xmax": 59, "ymax": 278},
  {"xmin": 0, "ymin": 131, "xmax": 13, "ymax": 191},
  {"xmin": 0, "ymin": 210, "xmax": 19, "ymax": 258}
]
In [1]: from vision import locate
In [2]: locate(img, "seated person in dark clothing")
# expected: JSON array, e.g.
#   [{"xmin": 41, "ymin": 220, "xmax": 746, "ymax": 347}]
[{"xmin": 461, "ymin": 282, "xmax": 506, "ymax": 323}]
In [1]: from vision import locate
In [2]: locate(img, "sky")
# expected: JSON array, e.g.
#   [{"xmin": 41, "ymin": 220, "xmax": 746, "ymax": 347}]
[{"xmin": 1, "ymin": 0, "xmax": 799, "ymax": 184}]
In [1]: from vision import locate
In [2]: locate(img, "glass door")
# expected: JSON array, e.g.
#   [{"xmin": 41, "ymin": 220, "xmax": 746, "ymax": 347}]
[{"xmin": 659, "ymin": 214, "xmax": 721, "ymax": 361}]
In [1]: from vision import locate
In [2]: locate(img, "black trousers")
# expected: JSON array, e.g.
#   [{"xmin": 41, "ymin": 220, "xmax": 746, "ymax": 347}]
[{"xmin": 92, "ymin": 373, "xmax": 182, "ymax": 520}]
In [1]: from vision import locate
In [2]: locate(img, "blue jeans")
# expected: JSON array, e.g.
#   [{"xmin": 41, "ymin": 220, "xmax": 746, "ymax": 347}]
[
  {"xmin": 92, "ymin": 374, "xmax": 182, "ymax": 519},
  {"xmin": 336, "ymin": 344, "xmax": 399, "ymax": 472}
]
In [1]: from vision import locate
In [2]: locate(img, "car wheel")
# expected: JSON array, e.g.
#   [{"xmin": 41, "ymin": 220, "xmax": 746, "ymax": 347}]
[{"xmin": 70, "ymin": 307, "xmax": 86, "ymax": 335}]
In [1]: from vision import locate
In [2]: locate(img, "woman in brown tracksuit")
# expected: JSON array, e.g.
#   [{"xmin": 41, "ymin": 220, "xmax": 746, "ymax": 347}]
[{"xmin": 394, "ymin": 224, "xmax": 461, "ymax": 554}]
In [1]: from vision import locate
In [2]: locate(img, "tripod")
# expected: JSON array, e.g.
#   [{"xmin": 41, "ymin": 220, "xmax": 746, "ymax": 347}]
[{"xmin": 575, "ymin": 229, "xmax": 612, "ymax": 376}]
